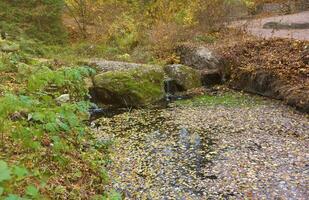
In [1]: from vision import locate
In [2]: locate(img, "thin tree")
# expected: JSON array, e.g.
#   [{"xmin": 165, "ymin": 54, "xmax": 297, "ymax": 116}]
[{"xmin": 65, "ymin": 0, "xmax": 89, "ymax": 38}]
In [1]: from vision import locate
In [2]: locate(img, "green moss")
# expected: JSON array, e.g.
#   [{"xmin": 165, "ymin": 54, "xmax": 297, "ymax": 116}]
[
  {"xmin": 164, "ymin": 64, "xmax": 201, "ymax": 90},
  {"xmin": 176, "ymin": 92, "xmax": 263, "ymax": 107},
  {"xmin": 94, "ymin": 66, "xmax": 165, "ymax": 106},
  {"xmin": 181, "ymin": 65, "xmax": 202, "ymax": 89}
]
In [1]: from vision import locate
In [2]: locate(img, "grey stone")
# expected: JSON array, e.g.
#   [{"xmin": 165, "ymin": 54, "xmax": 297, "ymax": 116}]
[
  {"xmin": 87, "ymin": 59, "xmax": 145, "ymax": 73},
  {"xmin": 56, "ymin": 94, "xmax": 70, "ymax": 104},
  {"xmin": 176, "ymin": 45, "xmax": 221, "ymax": 70},
  {"xmin": 164, "ymin": 64, "xmax": 202, "ymax": 91}
]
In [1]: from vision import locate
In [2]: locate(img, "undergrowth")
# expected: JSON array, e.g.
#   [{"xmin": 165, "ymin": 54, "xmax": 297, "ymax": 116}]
[
  {"xmin": 0, "ymin": 0, "xmax": 67, "ymax": 44},
  {"xmin": 0, "ymin": 43, "xmax": 120, "ymax": 199}
]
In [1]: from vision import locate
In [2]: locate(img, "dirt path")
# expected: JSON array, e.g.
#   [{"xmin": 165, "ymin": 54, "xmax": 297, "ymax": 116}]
[
  {"xmin": 231, "ymin": 11, "xmax": 309, "ymax": 40},
  {"xmin": 95, "ymin": 92, "xmax": 309, "ymax": 199}
]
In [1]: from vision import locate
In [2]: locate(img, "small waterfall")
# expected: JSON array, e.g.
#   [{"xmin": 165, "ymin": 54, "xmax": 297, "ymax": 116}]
[
  {"xmin": 164, "ymin": 79, "xmax": 189, "ymax": 102},
  {"xmin": 164, "ymin": 79, "xmax": 175, "ymax": 101}
]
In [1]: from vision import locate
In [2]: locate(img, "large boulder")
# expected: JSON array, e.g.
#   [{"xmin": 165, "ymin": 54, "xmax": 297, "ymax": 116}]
[
  {"xmin": 93, "ymin": 63, "xmax": 165, "ymax": 107},
  {"xmin": 175, "ymin": 44, "xmax": 230, "ymax": 86},
  {"xmin": 176, "ymin": 44, "xmax": 221, "ymax": 70},
  {"xmin": 87, "ymin": 59, "xmax": 142, "ymax": 73},
  {"xmin": 164, "ymin": 64, "xmax": 202, "ymax": 91}
]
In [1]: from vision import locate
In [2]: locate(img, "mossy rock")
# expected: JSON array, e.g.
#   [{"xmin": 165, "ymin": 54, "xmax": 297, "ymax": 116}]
[
  {"xmin": 164, "ymin": 64, "xmax": 202, "ymax": 91},
  {"xmin": 93, "ymin": 65, "xmax": 165, "ymax": 107},
  {"xmin": 0, "ymin": 39, "xmax": 19, "ymax": 52}
]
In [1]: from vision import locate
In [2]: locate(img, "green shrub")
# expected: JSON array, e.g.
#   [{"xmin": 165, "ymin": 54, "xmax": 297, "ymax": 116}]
[
  {"xmin": 18, "ymin": 39, "xmax": 47, "ymax": 56},
  {"xmin": 26, "ymin": 65, "xmax": 95, "ymax": 99},
  {"xmin": 107, "ymin": 14, "xmax": 139, "ymax": 52},
  {"xmin": 0, "ymin": 52, "xmax": 31, "ymax": 73}
]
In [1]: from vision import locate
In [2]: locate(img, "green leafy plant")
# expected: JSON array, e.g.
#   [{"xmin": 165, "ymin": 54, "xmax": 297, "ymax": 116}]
[
  {"xmin": 0, "ymin": 160, "xmax": 42, "ymax": 199},
  {"xmin": 0, "ymin": 48, "xmax": 115, "ymax": 198},
  {"xmin": 0, "ymin": 161, "xmax": 11, "ymax": 182}
]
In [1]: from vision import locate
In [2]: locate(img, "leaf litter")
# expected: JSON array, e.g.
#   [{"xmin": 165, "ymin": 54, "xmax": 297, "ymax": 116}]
[{"xmin": 94, "ymin": 91, "xmax": 309, "ymax": 199}]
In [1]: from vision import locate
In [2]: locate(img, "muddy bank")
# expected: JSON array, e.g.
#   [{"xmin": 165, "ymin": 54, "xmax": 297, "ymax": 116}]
[
  {"xmin": 219, "ymin": 38, "xmax": 309, "ymax": 113},
  {"xmin": 230, "ymin": 69, "xmax": 309, "ymax": 113}
]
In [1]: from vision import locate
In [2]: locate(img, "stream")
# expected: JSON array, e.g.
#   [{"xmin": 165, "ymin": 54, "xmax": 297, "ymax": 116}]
[{"xmin": 92, "ymin": 92, "xmax": 309, "ymax": 199}]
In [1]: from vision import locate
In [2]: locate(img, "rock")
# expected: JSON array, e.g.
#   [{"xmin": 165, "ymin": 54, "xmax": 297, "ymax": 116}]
[
  {"xmin": 56, "ymin": 94, "xmax": 70, "ymax": 104},
  {"xmin": 93, "ymin": 64, "xmax": 165, "ymax": 107},
  {"xmin": 87, "ymin": 59, "xmax": 142, "ymax": 73},
  {"xmin": 176, "ymin": 45, "xmax": 221, "ymax": 70},
  {"xmin": 164, "ymin": 64, "xmax": 202, "ymax": 91},
  {"xmin": 89, "ymin": 107, "xmax": 106, "ymax": 121},
  {"xmin": 175, "ymin": 44, "xmax": 230, "ymax": 85},
  {"xmin": 201, "ymin": 69, "xmax": 222, "ymax": 86},
  {"xmin": 0, "ymin": 39, "xmax": 19, "ymax": 52}
]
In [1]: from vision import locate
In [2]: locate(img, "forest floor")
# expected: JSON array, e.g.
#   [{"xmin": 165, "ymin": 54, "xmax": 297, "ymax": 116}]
[{"xmin": 94, "ymin": 89, "xmax": 309, "ymax": 199}]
